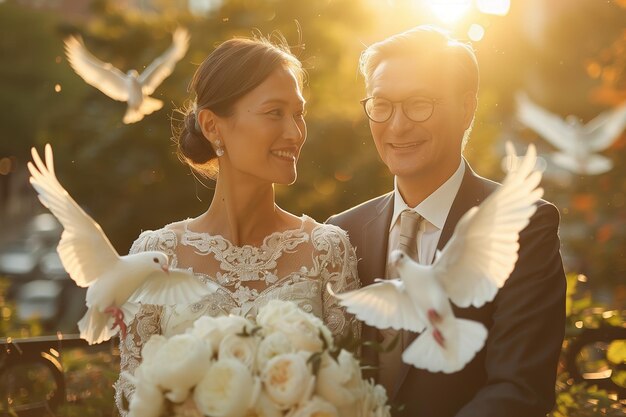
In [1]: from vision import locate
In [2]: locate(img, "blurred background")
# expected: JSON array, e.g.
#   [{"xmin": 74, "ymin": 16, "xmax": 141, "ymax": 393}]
[{"xmin": 0, "ymin": 0, "xmax": 625, "ymax": 415}]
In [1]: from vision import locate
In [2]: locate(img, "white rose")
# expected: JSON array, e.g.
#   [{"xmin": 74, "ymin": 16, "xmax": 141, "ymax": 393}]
[
  {"xmin": 316, "ymin": 350, "xmax": 363, "ymax": 409},
  {"xmin": 189, "ymin": 314, "xmax": 253, "ymax": 353},
  {"xmin": 194, "ymin": 359, "xmax": 256, "ymax": 417},
  {"xmin": 219, "ymin": 332, "xmax": 259, "ymax": 370},
  {"xmin": 358, "ymin": 379, "xmax": 390, "ymax": 417},
  {"xmin": 252, "ymin": 390, "xmax": 283, "ymax": 417},
  {"xmin": 256, "ymin": 332, "xmax": 295, "ymax": 372},
  {"xmin": 257, "ymin": 301, "xmax": 332, "ymax": 353},
  {"xmin": 127, "ymin": 381, "xmax": 165, "ymax": 417},
  {"xmin": 144, "ymin": 333, "xmax": 212, "ymax": 403},
  {"xmin": 125, "ymin": 368, "xmax": 165, "ymax": 417},
  {"xmin": 141, "ymin": 334, "xmax": 167, "ymax": 362},
  {"xmin": 290, "ymin": 396, "xmax": 338, "ymax": 417},
  {"xmin": 256, "ymin": 300, "xmax": 299, "ymax": 328},
  {"xmin": 261, "ymin": 352, "xmax": 315, "ymax": 410}
]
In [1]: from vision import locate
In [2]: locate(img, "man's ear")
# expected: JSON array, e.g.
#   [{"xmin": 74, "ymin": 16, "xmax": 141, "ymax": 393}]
[
  {"xmin": 197, "ymin": 108, "xmax": 220, "ymax": 142},
  {"xmin": 462, "ymin": 91, "xmax": 478, "ymax": 129}
]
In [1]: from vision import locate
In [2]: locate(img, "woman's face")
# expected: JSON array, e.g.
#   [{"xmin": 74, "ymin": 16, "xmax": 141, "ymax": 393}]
[{"xmin": 217, "ymin": 65, "xmax": 307, "ymax": 185}]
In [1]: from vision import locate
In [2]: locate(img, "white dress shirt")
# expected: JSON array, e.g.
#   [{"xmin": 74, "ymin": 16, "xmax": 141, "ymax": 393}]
[{"xmin": 387, "ymin": 160, "xmax": 465, "ymax": 268}]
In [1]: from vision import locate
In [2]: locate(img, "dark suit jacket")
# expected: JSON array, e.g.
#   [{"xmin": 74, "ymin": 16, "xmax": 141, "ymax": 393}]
[{"xmin": 327, "ymin": 162, "xmax": 566, "ymax": 417}]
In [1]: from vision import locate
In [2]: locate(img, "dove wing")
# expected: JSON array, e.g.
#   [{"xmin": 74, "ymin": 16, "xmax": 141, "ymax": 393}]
[
  {"xmin": 127, "ymin": 268, "xmax": 213, "ymax": 305},
  {"xmin": 327, "ymin": 280, "xmax": 425, "ymax": 332},
  {"xmin": 583, "ymin": 104, "xmax": 626, "ymax": 151},
  {"xmin": 138, "ymin": 28, "xmax": 190, "ymax": 95},
  {"xmin": 64, "ymin": 35, "xmax": 130, "ymax": 101},
  {"xmin": 516, "ymin": 92, "xmax": 573, "ymax": 151},
  {"xmin": 27, "ymin": 144, "xmax": 120, "ymax": 287},
  {"xmin": 434, "ymin": 144, "xmax": 544, "ymax": 308}
]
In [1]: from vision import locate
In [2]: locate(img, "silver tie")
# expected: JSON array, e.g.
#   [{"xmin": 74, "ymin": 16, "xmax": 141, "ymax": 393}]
[
  {"xmin": 379, "ymin": 209, "xmax": 423, "ymax": 396},
  {"xmin": 398, "ymin": 210, "xmax": 422, "ymax": 261}
]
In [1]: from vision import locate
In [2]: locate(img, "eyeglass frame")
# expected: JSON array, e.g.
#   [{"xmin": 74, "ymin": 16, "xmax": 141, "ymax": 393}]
[{"xmin": 359, "ymin": 96, "xmax": 442, "ymax": 123}]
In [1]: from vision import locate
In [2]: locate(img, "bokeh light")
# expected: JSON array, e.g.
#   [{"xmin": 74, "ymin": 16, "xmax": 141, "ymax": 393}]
[
  {"xmin": 426, "ymin": 0, "xmax": 471, "ymax": 24},
  {"xmin": 476, "ymin": 0, "xmax": 511, "ymax": 16},
  {"xmin": 468, "ymin": 24, "xmax": 485, "ymax": 41}
]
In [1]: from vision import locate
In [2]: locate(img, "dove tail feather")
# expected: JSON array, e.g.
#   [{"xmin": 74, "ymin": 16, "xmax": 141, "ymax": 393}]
[
  {"xmin": 139, "ymin": 96, "xmax": 163, "ymax": 114},
  {"xmin": 402, "ymin": 319, "xmax": 487, "ymax": 374},
  {"xmin": 123, "ymin": 97, "xmax": 163, "ymax": 124},
  {"xmin": 78, "ymin": 308, "xmax": 117, "ymax": 345}
]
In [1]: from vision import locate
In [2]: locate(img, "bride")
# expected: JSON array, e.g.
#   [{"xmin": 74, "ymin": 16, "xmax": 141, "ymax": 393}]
[{"xmin": 114, "ymin": 35, "xmax": 360, "ymax": 414}]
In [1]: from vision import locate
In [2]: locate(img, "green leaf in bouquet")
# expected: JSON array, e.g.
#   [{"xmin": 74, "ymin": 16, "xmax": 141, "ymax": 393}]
[
  {"xmin": 320, "ymin": 328, "xmax": 331, "ymax": 351},
  {"xmin": 237, "ymin": 325, "xmax": 262, "ymax": 337},
  {"xmin": 307, "ymin": 351, "xmax": 323, "ymax": 376},
  {"xmin": 331, "ymin": 327, "xmax": 361, "ymax": 358},
  {"xmin": 362, "ymin": 332, "xmax": 401, "ymax": 354}
]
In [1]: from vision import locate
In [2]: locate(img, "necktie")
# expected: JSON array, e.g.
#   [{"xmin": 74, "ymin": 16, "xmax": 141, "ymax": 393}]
[
  {"xmin": 398, "ymin": 210, "xmax": 422, "ymax": 261},
  {"xmin": 379, "ymin": 210, "xmax": 423, "ymax": 397}
]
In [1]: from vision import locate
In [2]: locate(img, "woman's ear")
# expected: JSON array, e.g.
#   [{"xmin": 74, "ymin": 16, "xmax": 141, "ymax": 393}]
[
  {"xmin": 462, "ymin": 91, "xmax": 478, "ymax": 129},
  {"xmin": 197, "ymin": 108, "xmax": 220, "ymax": 142}
]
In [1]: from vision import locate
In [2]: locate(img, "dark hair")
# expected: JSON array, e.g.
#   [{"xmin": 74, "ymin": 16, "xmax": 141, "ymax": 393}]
[
  {"xmin": 174, "ymin": 34, "xmax": 304, "ymax": 178},
  {"xmin": 360, "ymin": 25, "xmax": 479, "ymax": 95}
]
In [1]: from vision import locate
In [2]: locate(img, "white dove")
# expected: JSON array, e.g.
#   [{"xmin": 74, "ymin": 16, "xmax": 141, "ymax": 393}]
[
  {"xmin": 329, "ymin": 143, "xmax": 544, "ymax": 374},
  {"xmin": 516, "ymin": 92, "xmax": 626, "ymax": 175},
  {"xmin": 64, "ymin": 27, "xmax": 190, "ymax": 124},
  {"xmin": 28, "ymin": 144, "xmax": 212, "ymax": 344}
]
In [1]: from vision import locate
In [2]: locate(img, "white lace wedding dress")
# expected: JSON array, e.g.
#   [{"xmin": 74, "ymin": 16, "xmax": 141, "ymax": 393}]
[{"xmin": 114, "ymin": 215, "xmax": 360, "ymax": 415}]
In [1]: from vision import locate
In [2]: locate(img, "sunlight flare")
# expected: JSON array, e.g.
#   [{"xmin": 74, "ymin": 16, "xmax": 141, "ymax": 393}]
[
  {"xmin": 427, "ymin": 0, "xmax": 471, "ymax": 24},
  {"xmin": 468, "ymin": 24, "xmax": 485, "ymax": 41},
  {"xmin": 476, "ymin": 0, "xmax": 510, "ymax": 16}
]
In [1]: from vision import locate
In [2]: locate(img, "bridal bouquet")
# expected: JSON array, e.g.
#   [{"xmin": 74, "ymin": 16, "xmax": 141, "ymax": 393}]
[{"xmin": 124, "ymin": 300, "xmax": 390, "ymax": 417}]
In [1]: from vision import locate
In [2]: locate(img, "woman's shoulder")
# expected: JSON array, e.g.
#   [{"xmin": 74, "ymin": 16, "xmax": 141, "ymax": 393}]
[
  {"xmin": 304, "ymin": 216, "xmax": 353, "ymax": 249},
  {"xmin": 128, "ymin": 219, "xmax": 190, "ymax": 255}
]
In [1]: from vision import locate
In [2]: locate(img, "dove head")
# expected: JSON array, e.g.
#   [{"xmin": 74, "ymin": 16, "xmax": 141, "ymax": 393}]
[
  {"xmin": 142, "ymin": 252, "xmax": 169, "ymax": 274},
  {"xmin": 565, "ymin": 115, "xmax": 582, "ymax": 128},
  {"xmin": 389, "ymin": 249, "xmax": 410, "ymax": 269}
]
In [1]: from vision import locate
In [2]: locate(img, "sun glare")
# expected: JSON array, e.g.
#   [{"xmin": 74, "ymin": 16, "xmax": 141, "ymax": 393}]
[
  {"xmin": 476, "ymin": 0, "xmax": 511, "ymax": 16},
  {"xmin": 427, "ymin": 0, "xmax": 471, "ymax": 24},
  {"xmin": 468, "ymin": 24, "xmax": 485, "ymax": 41}
]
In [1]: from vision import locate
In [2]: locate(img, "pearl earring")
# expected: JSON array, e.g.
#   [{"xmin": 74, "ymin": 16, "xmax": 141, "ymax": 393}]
[{"xmin": 215, "ymin": 138, "xmax": 224, "ymax": 157}]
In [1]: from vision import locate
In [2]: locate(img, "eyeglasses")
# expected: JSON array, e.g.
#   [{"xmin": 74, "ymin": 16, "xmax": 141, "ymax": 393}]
[{"xmin": 360, "ymin": 96, "xmax": 441, "ymax": 123}]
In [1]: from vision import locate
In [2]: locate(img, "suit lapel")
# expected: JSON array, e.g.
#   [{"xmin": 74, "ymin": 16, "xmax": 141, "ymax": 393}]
[
  {"xmin": 437, "ymin": 161, "xmax": 485, "ymax": 250},
  {"xmin": 361, "ymin": 192, "xmax": 394, "ymax": 286},
  {"xmin": 357, "ymin": 192, "xmax": 394, "ymax": 379}
]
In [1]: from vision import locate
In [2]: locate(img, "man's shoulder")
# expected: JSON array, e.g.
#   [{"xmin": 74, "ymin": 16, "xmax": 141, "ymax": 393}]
[
  {"xmin": 473, "ymin": 172, "xmax": 559, "ymax": 221},
  {"xmin": 327, "ymin": 192, "xmax": 393, "ymax": 228}
]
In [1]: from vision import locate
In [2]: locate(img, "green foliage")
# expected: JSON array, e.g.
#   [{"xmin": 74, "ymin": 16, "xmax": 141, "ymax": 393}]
[
  {"xmin": 551, "ymin": 376, "xmax": 626, "ymax": 417},
  {"xmin": 56, "ymin": 348, "xmax": 119, "ymax": 417},
  {"xmin": 548, "ymin": 272, "xmax": 626, "ymax": 417},
  {"xmin": 0, "ymin": 277, "xmax": 43, "ymax": 338}
]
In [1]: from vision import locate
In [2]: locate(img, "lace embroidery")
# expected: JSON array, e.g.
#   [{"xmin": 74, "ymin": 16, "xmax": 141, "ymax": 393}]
[
  {"xmin": 114, "ymin": 217, "xmax": 360, "ymax": 417},
  {"xmin": 183, "ymin": 223, "xmax": 309, "ymax": 286}
]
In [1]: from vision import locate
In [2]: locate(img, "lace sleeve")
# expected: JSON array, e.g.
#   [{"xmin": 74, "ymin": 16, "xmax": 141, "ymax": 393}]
[
  {"xmin": 113, "ymin": 304, "xmax": 162, "ymax": 416},
  {"xmin": 114, "ymin": 230, "xmax": 171, "ymax": 416},
  {"xmin": 314, "ymin": 225, "xmax": 361, "ymax": 341}
]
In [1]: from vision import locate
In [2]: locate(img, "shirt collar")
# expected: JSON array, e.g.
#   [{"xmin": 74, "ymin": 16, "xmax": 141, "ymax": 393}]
[{"xmin": 390, "ymin": 160, "xmax": 465, "ymax": 232}]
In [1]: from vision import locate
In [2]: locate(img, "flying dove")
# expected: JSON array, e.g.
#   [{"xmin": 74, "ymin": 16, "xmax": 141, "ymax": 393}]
[
  {"xmin": 64, "ymin": 27, "xmax": 190, "ymax": 124},
  {"xmin": 516, "ymin": 92, "xmax": 626, "ymax": 175},
  {"xmin": 28, "ymin": 144, "xmax": 212, "ymax": 344},
  {"xmin": 329, "ymin": 143, "xmax": 543, "ymax": 373}
]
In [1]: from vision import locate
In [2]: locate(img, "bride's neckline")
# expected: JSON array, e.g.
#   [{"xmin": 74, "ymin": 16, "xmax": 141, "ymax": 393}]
[{"xmin": 181, "ymin": 214, "xmax": 314, "ymax": 251}]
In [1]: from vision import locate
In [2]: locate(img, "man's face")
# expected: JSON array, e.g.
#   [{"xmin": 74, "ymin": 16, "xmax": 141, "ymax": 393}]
[{"xmin": 367, "ymin": 55, "xmax": 475, "ymax": 184}]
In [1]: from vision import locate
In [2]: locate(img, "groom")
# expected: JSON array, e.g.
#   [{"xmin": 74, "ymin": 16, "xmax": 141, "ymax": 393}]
[{"xmin": 327, "ymin": 26, "xmax": 566, "ymax": 417}]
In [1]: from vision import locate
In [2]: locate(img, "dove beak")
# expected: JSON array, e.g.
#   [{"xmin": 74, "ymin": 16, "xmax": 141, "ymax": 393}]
[{"xmin": 162, "ymin": 265, "xmax": 169, "ymax": 274}]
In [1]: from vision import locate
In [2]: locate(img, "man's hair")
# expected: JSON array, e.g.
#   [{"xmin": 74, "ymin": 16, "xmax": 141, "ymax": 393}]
[
  {"xmin": 359, "ymin": 25, "xmax": 479, "ymax": 95},
  {"xmin": 359, "ymin": 26, "xmax": 479, "ymax": 149}
]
